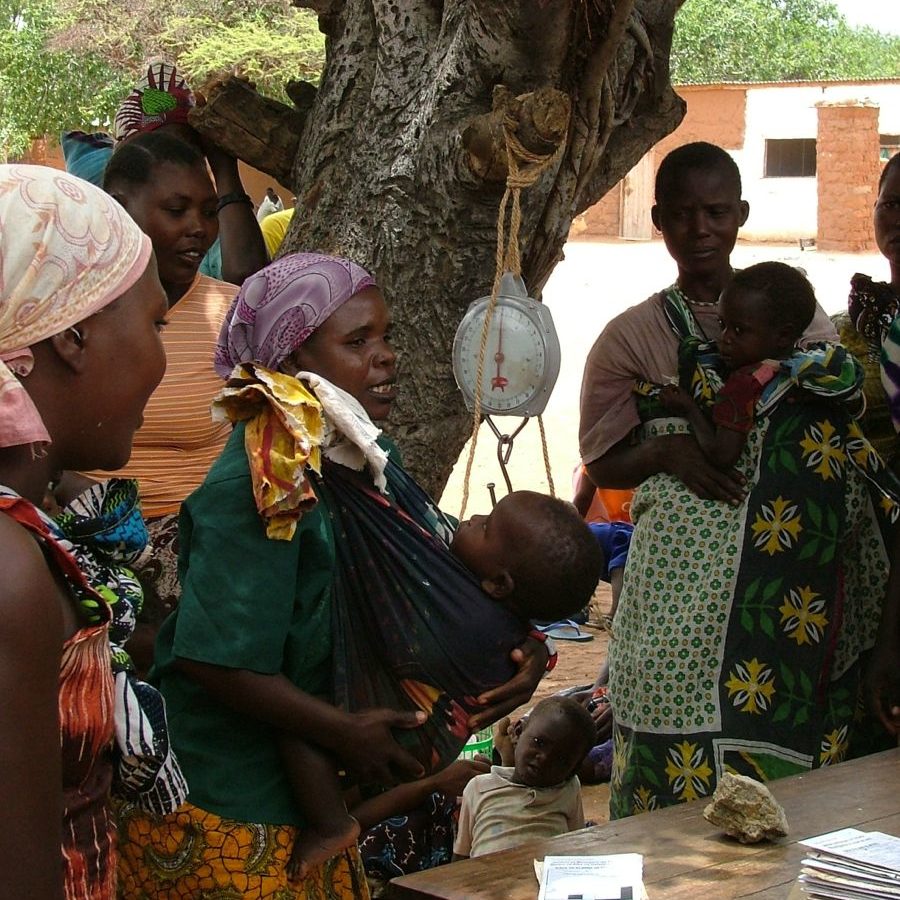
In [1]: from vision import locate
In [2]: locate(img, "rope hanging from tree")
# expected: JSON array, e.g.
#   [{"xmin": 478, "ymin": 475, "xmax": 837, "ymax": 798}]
[{"xmin": 458, "ymin": 108, "xmax": 567, "ymax": 519}]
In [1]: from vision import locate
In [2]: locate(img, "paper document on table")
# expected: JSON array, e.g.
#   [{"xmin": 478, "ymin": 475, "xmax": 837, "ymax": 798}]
[
  {"xmin": 801, "ymin": 829, "xmax": 900, "ymax": 873},
  {"xmin": 536, "ymin": 854, "xmax": 645, "ymax": 900},
  {"xmin": 797, "ymin": 828, "xmax": 900, "ymax": 898}
]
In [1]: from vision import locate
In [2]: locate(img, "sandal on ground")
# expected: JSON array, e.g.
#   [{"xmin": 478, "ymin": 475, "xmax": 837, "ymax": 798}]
[{"xmin": 536, "ymin": 620, "xmax": 594, "ymax": 642}]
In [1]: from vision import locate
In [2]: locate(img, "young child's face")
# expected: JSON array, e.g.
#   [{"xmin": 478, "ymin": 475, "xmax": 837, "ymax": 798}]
[
  {"xmin": 717, "ymin": 285, "xmax": 783, "ymax": 370},
  {"xmin": 450, "ymin": 493, "xmax": 528, "ymax": 584},
  {"xmin": 513, "ymin": 709, "xmax": 586, "ymax": 788}
]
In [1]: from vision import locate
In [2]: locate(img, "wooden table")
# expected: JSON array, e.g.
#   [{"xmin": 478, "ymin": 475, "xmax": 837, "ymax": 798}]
[{"xmin": 389, "ymin": 748, "xmax": 900, "ymax": 899}]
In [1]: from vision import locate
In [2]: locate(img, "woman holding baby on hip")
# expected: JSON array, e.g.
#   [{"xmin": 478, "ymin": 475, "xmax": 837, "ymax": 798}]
[{"xmin": 580, "ymin": 142, "xmax": 900, "ymax": 820}]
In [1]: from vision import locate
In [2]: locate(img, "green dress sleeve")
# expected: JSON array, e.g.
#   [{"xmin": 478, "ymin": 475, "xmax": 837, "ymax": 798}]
[{"xmin": 169, "ymin": 425, "xmax": 334, "ymax": 686}]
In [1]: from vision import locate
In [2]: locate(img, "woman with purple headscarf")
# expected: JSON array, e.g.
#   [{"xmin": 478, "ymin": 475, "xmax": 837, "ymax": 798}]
[{"xmin": 117, "ymin": 253, "xmax": 551, "ymax": 898}]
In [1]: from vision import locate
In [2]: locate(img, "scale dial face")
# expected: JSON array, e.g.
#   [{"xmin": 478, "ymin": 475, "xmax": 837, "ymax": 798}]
[{"xmin": 452, "ymin": 295, "xmax": 560, "ymax": 417}]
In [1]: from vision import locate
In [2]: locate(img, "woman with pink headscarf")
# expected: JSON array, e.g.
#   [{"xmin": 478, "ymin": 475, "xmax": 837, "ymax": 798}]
[{"xmin": 0, "ymin": 165, "xmax": 167, "ymax": 898}]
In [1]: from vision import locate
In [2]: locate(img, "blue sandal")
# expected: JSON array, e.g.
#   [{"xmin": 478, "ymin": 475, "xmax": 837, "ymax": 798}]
[{"xmin": 537, "ymin": 620, "xmax": 594, "ymax": 642}]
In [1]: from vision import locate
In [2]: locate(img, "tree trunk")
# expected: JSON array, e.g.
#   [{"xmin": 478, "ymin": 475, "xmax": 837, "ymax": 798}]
[{"xmin": 194, "ymin": 0, "xmax": 685, "ymax": 496}]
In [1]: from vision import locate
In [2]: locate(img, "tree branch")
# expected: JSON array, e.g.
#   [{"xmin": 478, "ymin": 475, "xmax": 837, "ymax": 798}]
[
  {"xmin": 189, "ymin": 75, "xmax": 307, "ymax": 184},
  {"xmin": 285, "ymin": 79, "xmax": 318, "ymax": 112}
]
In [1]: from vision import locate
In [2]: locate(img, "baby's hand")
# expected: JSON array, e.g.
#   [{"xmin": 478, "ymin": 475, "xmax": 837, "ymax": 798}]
[{"xmin": 659, "ymin": 384, "xmax": 693, "ymax": 414}]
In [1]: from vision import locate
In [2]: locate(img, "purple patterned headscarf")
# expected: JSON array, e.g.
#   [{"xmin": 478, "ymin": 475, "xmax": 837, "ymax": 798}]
[{"xmin": 214, "ymin": 252, "xmax": 377, "ymax": 378}]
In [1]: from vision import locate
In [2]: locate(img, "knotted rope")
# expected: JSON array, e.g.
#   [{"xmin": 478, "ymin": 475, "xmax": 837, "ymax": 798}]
[{"xmin": 458, "ymin": 108, "xmax": 566, "ymax": 518}]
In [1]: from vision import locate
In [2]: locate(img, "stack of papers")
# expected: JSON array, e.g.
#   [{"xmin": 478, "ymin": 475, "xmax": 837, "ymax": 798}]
[
  {"xmin": 535, "ymin": 853, "xmax": 646, "ymax": 900},
  {"xmin": 798, "ymin": 828, "xmax": 900, "ymax": 899}
]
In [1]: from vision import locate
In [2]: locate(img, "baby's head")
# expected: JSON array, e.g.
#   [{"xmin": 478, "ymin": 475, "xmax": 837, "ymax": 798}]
[
  {"xmin": 450, "ymin": 491, "xmax": 603, "ymax": 623},
  {"xmin": 513, "ymin": 697, "xmax": 595, "ymax": 787},
  {"xmin": 718, "ymin": 261, "xmax": 816, "ymax": 370}
]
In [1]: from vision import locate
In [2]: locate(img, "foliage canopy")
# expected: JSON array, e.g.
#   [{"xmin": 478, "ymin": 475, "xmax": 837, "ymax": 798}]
[
  {"xmin": 671, "ymin": 0, "xmax": 900, "ymax": 83},
  {"xmin": 0, "ymin": 0, "xmax": 130, "ymax": 156},
  {"xmin": 2, "ymin": 0, "xmax": 898, "ymax": 157},
  {"xmin": 1, "ymin": 0, "xmax": 323, "ymax": 157}
]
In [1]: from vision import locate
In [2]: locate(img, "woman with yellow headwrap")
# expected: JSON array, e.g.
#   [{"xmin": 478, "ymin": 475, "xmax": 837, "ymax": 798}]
[{"xmin": 0, "ymin": 164, "xmax": 167, "ymax": 898}]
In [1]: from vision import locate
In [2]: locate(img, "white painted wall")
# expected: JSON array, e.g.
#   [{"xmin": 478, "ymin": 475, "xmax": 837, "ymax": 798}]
[{"xmin": 732, "ymin": 83, "xmax": 900, "ymax": 242}]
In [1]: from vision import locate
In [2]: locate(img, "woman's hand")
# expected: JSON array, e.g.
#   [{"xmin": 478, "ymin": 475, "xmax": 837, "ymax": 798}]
[
  {"xmin": 429, "ymin": 758, "xmax": 490, "ymax": 798},
  {"xmin": 868, "ymin": 639, "xmax": 900, "ymax": 735},
  {"xmin": 468, "ymin": 637, "xmax": 548, "ymax": 730},
  {"xmin": 570, "ymin": 688, "xmax": 613, "ymax": 743},
  {"xmin": 337, "ymin": 708, "xmax": 427, "ymax": 785},
  {"xmin": 659, "ymin": 384, "xmax": 693, "ymax": 415},
  {"xmin": 657, "ymin": 433, "xmax": 745, "ymax": 504},
  {"xmin": 186, "ymin": 91, "xmax": 240, "ymax": 183}
]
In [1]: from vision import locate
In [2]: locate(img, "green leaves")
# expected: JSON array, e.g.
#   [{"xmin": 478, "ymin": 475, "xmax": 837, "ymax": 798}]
[
  {"xmin": 0, "ymin": 0, "xmax": 325, "ymax": 158},
  {"xmin": 163, "ymin": 6, "xmax": 325, "ymax": 103},
  {"xmin": 739, "ymin": 576, "xmax": 783, "ymax": 637},
  {"xmin": 0, "ymin": 0, "xmax": 129, "ymax": 156},
  {"xmin": 797, "ymin": 497, "xmax": 839, "ymax": 565},
  {"xmin": 672, "ymin": 0, "xmax": 900, "ymax": 83},
  {"xmin": 775, "ymin": 660, "xmax": 815, "ymax": 726}
]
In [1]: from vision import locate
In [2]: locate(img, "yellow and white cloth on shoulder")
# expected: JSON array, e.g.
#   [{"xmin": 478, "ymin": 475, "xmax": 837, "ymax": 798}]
[{"xmin": 212, "ymin": 364, "xmax": 387, "ymax": 540}]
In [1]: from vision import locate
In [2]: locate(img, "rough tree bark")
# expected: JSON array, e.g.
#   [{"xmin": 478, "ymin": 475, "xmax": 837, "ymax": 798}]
[{"xmin": 191, "ymin": 0, "xmax": 686, "ymax": 497}]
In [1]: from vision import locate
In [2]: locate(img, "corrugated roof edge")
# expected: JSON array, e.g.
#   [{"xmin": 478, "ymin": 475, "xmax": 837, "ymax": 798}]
[{"xmin": 675, "ymin": 77, "xmax": 900, "ymax": 89}]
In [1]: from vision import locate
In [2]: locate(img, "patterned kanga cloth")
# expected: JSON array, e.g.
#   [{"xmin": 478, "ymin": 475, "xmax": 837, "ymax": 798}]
[
  {"xmin": 608, "ymin": 290, "xmax": 900, "ymax": 819},
  {"xmin": 55, "ymin": 479, "xmax": 187, "ymax": 814},
  {"xmin": 116, "ymin": 800, "xmax": 370, "ymax": 899},
  {"xmin": 0, "ymin": 486, "xmax": 117, "ymax": 898}
]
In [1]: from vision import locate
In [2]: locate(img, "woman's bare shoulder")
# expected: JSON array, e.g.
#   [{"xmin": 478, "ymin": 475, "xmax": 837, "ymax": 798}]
[{"xmin": 0, "ymin": 514, "xmax": 65, "ymax": 636}]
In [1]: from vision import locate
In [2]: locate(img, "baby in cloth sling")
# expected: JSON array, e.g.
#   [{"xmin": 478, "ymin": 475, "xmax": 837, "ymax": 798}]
[{"xmin": 213, "ymin": 365, "xmax": 603, "ymax": 880}]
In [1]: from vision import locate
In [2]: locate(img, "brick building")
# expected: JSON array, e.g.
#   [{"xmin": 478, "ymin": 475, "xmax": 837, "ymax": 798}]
[{"xmin": 574, "ymin": 79, "xmax": 900, "ymax": 250}]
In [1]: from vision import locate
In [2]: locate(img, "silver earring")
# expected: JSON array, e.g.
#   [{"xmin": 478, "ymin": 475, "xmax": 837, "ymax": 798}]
[{"xmin": 68, "ymin": 327, "xmax": 83, "ymax": 345}]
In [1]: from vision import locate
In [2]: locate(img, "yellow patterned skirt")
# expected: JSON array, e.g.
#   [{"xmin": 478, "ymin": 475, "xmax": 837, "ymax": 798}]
[{"xmin": 116, "ymin": 801, "xmax": 370, "ymax": 899}]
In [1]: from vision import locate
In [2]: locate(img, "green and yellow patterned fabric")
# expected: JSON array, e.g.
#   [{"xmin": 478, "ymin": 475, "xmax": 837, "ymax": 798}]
[{"xmin": 608, "ymin": 291, "xmax": 899, "ymax": 818}]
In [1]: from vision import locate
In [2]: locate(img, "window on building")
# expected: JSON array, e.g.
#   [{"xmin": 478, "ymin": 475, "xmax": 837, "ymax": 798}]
[
  {"xmin": 881, "ymin": 135, "xmax": 900, "ymax": 162},
  {"xmin": 764, "ymin": 139, "xmax": 817, "ymax": 177}
]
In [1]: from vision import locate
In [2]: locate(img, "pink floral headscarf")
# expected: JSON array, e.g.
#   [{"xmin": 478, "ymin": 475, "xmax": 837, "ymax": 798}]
[
  {"xmin": 214, "ymin": 252, "xmax": 377, "ymax": 378},
  {"xmin": 0, "ymin": 164, "xmax": 152, "ymax": 448}
]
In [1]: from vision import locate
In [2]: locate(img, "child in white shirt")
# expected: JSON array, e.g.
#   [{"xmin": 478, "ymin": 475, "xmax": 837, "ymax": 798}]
[{"xmin": 453, "ymin": 696, "xmax": 595, "ymax": 858}]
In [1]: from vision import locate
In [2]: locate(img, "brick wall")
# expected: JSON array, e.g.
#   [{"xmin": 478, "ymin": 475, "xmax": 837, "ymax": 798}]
[
  {"xmin": 571, "ymin": 183, "xmax": 621, "ymax": 239},
  {"xmin": 572, "ymin": 86, "xmax": 747, "ymax": 240},
  {"xmin": 653, "ymin": 86, "xmax": 747, "ymax": 159},
  {"xmin": 816, "ymin": 101, "xmax": 880, "ymax": 252}
]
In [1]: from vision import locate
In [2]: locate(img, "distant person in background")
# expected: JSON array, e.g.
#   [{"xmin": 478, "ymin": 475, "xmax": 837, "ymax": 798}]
[
  {"xmin": 257, "ymin": 185, "xmax": 285, "ymax": 222},
  {"xmin": 832, "ymin": 152, "xmax": 900, "ymax": 474},
  {"xmin": 261, "ymin": 206, "xmax": 296, "ymax": 259},
  {"xmin": 572, "ymin": 464, "xmax": 633, "ymax": 524}
]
